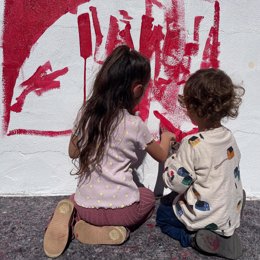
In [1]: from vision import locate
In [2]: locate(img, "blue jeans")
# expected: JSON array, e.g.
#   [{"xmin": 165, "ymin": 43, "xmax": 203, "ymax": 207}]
[{"xmin": 156, "ymin": 203, "xmax": 195, "ymax": 247}]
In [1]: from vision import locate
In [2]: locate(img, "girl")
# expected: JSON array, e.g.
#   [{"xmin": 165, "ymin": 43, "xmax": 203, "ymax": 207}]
[
  {"xmin": 43, "ymin": 45, "xmax": 174, "ymax": 258},
  {"xmin": 156, "ymin": 68, "xmax": 245, "ymax": 259}
]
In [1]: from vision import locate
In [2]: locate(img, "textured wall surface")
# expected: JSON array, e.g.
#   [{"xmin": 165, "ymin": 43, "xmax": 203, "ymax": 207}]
[{"xmin": 0, "ymin": 0, "xmax": 260, "ymax": 198}]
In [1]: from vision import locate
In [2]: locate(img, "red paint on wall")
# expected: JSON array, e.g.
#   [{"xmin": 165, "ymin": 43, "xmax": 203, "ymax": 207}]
[
  {"xmin": 89, "ymin": 6, "xmax": 103, "ymax": 64},
  {"xmin": 201, "ymin": 1, "xmax": 220, "ymax": 68},
  {"xmin": 78, "ymin": 13, "xmax": 92, "ymax": 60},
  {"xmin": 137, "ymin": 0, "xmax": 220, "ymax": 123},
  {"xmin": 11, "ymin": 61, "xmax": 68, "ymax": 113},
  {"xmin": 105, "ymin": 15, "xmax": 134, "ymax": 57},
  {"xmin": 1, "ymin": 0, "xmax": 220, "ymax": 137},
  {"xmin": 7, "ymin": 129, "xmax": 72, "ymax": 137},
  {"xmin": 2, "ymin": 0, "xmax": 89, "ymax": 136},
  {"xmin": 119, "ymin": 10, "xmax": 133, "ymax": 20}
]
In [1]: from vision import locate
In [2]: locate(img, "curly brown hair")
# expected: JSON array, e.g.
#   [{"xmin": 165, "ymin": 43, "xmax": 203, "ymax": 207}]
[{"xmin": 182, "ymin": 68, "xmax": 245, "ymax": 123}]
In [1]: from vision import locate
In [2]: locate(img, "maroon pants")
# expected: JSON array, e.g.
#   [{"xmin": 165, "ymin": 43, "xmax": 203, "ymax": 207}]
[{"xmin": 69, "ymin": 187, "xmax": 155, "ymax": 230}]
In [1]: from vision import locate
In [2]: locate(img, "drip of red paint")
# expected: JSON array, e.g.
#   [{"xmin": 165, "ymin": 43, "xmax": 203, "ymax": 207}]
[
  {"xmin": 154, "ymin": 110, "xmax": 198, "ymax": 142},
  {"xmin": 78, "ymin": 13, "xmax": 92, "ymax": 103}
]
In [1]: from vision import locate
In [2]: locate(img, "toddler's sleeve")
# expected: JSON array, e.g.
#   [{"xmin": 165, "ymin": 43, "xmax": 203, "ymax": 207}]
[
  {"xmin": 135, "ymin": 118, "xmax": 153, "ymax": 150},
  {"xmin": 163, "ymin": 138, "xmax": 197, "ymax": 194}
]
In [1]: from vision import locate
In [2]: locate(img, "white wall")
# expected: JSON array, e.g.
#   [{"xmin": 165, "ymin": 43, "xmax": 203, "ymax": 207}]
[{"xmin": 1, "ymin": 0, "xmax": 260, "ymax": 198}]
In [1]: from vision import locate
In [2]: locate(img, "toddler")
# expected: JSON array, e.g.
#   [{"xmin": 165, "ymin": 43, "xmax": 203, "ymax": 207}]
[{"xmin": 156, "ymin": 68, "xmax": 245, "ymax": 260}]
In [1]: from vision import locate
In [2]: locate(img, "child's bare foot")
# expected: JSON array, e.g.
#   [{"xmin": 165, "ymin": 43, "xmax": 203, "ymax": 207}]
[
  {"xmin": 74, "ymin": 220, "xmax": 128, "ymax": 245},
  {"xmin": 43, "ymin": 199, "xmax": 74, "ymax": 258}
]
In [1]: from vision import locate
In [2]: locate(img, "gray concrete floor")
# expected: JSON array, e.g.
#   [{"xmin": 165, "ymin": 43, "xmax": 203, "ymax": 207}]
[{"xmin": 0, "ymin": 196, "xmax": 259, "ymax": 260}]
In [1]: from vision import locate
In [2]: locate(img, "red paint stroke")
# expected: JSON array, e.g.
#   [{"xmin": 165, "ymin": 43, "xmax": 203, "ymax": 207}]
[
  {"xmin": 105, "ymin": 16, "xmax": 122, "ymax": 56},
  {"xmin": 145, "ymin": 0, "xmax": 163, "ymax": 17},
  {"xmin": 78, "ymin": 13, "xmax": 92, "ymax": 59},
  {"xmin": 7, "ymin": 129, "xmax": 72, "ymax": 137},
  {"xmin": 119, "ymin": 10, "xmax": 133, "ymax": 20},
  {"xmin": 105, "ymin": 15, "xmax": 134, "ymax": 56},
  {"xmin": 2, "ymin": 0, "xmax": 89, "ymax": 135},
  {"xmin": 194, "ymin": 16, "xmax": 204, "ymax": 42},
  {"xmin": 89, "ymin": 6, "xmax": 103, "ymax": 64},
  {"xmin": 119, "ymin": 22, "xmax": 134, "ymax": 49},
  {"xmin": 201, "ymin": 1, "xmax": 220, "ymax": 68},
  {"xmin": 78, "ymin": 13, "xmax": 92, "ymax": 103},
  {"xmin": 154, "ymin": 110, "xmax": 198, "ymax": 142},
  {"xmin": 11, "ymin": 61, "xmax": 68, "ymax": 113},
  {"xmin": 138, "ymin": 15, "xmax": 164, "ymax": 121}
]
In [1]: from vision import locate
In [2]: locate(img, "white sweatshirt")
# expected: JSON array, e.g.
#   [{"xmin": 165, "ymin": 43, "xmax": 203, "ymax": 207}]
[{"xmin": 163, "ymin": 126, "xmax": 243, "ymax": 236}]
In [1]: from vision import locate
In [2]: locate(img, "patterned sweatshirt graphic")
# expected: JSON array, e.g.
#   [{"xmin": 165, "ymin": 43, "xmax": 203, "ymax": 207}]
[{"xmin": 163, "ymin": 126, "xmax": 244, "ymax": 236}]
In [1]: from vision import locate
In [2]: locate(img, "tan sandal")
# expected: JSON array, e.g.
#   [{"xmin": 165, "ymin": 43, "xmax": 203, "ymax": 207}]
[
  {"xmin": 43, "ymin": 199, "xmax": 74, "ymax": 258},
  {"xmin": 74, "ymin": 220, "xmax": 127, "ymax": 245}
]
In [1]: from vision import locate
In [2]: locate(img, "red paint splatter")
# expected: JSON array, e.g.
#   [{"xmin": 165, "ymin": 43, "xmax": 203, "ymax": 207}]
[
  {"xmin": 204, "ymin": 234, "xmax": 220, "ymax": 251},
  {"xmin": 146, "ymin": 223, "xmax": 155, "ymax": 229},
  {"xmin": 11, "ymin": 61, "xmax": 68, "ymax": 113}
]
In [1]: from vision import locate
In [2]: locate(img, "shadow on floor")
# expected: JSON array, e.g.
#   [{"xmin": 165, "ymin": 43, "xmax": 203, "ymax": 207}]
[{"xmin": 0, "ymin": 196, "xmax": 259, "ymax": 260}]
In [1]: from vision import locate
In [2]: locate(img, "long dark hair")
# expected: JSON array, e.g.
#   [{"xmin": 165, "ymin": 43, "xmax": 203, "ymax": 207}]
[{"xmin": 72, "ymin": 45, "xmax": 151, "ymax": 180}]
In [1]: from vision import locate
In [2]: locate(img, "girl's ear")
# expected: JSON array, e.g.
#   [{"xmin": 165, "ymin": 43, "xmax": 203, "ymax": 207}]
[{"xmin": 132, "ymin": 84, "xmax": 144, "ymax": 99}]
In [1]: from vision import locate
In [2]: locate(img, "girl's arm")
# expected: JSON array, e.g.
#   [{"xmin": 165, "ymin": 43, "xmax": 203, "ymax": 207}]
[
  {"xmin": 146, "ymin": 132, "xmax": 175, "ymax": 163},
  {"xmin": 68, "ymin": 134, "xmax": 80, "ymax": 159}
]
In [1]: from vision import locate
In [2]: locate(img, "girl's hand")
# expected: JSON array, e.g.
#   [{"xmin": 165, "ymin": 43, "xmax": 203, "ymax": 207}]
[
  {"xmin": 146, "ymin": 131, "xmax": 176, "ymax": 162},
  {"xmin": 161, "ymin": 131, "xmax": 176, "ymax": 141}
]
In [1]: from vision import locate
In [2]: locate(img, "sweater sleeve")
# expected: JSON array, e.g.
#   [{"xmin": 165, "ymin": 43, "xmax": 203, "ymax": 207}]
[{"xmin": 163, "ymin": 137, "xmax": 197, "ymax": 194}]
